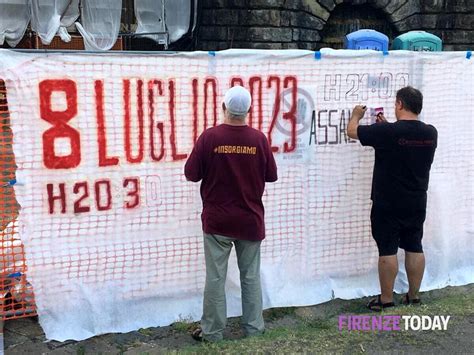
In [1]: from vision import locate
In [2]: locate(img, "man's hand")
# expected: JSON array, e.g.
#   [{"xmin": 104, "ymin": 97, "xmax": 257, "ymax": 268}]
[
  {"xmin": 376, "ymin": 112, "xmax": 387, "ymax": 123},
  {"xmin": 347, "ymin": 105, "xmax": 367, "ymax": 139},
  {"xmin": 351, "ymin": 105, "xmax": 368, "ymax": 121}
]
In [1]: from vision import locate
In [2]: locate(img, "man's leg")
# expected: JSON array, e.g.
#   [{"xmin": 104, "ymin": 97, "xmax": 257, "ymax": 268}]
[
  {"xmin": 201, "ymin": 233, "xmax": 234, "ymax": 342},
  {"xmin": 400, "ymin": 210, "xmax": 426, "ymax": 301},
  {"xmin": 378, "ymin": 255, "xmax": 398, "ymax": 303},
  {"xmin": 404, "ymin": 251, "xmax": 425, "ymax": 300},
  {"xmin": 371, "ymin": 205, "xmax": 399, "ymax": 304},
  {"xmin": 234, "ymin": 239, "xmax": 264, "ymax": 337}
]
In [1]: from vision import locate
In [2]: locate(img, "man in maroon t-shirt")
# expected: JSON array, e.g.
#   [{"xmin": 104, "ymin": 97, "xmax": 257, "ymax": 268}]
[{"xmin": 185, "ymin": 85, "xmax": 277, "ymax": 342}]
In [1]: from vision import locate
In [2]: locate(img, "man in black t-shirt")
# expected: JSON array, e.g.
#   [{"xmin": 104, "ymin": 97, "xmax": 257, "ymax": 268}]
[{"xmin": 348, "ymin": 86, "xmax": 437, "ymax": 311}]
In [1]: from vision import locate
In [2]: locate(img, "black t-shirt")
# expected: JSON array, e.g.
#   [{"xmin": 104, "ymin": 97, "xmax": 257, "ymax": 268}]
[{"xmin": 358, "ymin": 120, "xmax": 437, "ymax": 211}]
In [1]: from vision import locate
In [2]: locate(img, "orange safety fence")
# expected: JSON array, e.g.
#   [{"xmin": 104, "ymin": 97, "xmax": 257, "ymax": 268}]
[{"xmin": 0, "ymin": 79, "xmax": 36, "ymax": 320}]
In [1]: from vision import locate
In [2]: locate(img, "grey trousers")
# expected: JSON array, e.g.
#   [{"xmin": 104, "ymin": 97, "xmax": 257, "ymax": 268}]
[{"xmin": 201, "ymin": 233, "xmax": 265, "ymax": 342}]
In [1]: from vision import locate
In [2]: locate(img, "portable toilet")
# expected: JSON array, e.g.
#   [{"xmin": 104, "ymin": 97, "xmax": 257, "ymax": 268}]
[
  {"xmin": 344, "ymin": 29, "xmax": 389, "ymax": 51},
  {"xmin": 392, "ymin": 31, "xmax": 442, "ymax": 51}
]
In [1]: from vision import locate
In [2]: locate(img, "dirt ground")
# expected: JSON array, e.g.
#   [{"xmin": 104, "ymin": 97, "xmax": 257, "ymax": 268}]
[{"xmin": 3, "ymin": 283, "xmax": 474, "ymax": 354}]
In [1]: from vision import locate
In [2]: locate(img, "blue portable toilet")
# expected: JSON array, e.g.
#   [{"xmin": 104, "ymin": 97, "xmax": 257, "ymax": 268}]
[
  {"xmin": 392, "ymin": 31, "xmax": 442, "ymax": 51},
  {"xmin": 344, "ymin": 29, "xmax": 389, "ymax": 51}
]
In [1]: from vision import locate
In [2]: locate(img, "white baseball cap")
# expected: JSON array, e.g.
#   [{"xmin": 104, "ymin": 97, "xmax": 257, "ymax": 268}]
[{"xmin": 223, "ymin": 86, "xmax": 252, "ymax": 116}]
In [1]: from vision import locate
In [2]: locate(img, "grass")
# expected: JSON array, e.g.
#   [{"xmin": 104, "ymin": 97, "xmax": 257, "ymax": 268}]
[
  {"xmin": 35, "ymin": 285, "xmax": 472, "ymax": 354},
  {"xmin": 138, "ymin": 327, "xmax": 155, "ymax": 336},
  {"xmin": 176, "ymin": 287, "xmax": 474, "ymax": 354},
  {"xmin": 172, "ymin": 314, "xmax": 195, "ymax": 333},
  {"xmin": 116, "ymin": 343, "xmax": 125, "ymax": 354},
  {"xmin": 263, "ymin": 306, "xmax": 295, "ymax": 321}
]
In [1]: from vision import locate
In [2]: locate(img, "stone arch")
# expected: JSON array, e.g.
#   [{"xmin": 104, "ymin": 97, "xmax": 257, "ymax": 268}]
[
  {"xmin": 315, "ymin": 0, "xmax": 421, "ymax": 49},
  {"xmin": 273, "ymin": 0, "xmax": 422, "ymax": 50},
  {"xmin": 317, "ymin": 2, "xmax": 396, "ymax": 49},
  {"xmin": 368, "ymin": 0, "xmax": 422, "ymax": 32},
  {"xmin": 195, "ymin": 0, "xmax": 434, "ymax": 51}
]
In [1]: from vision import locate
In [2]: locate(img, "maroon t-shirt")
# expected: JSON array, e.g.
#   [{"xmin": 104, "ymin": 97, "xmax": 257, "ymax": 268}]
[{"xmin": 184, "ymin": 124, "xmax": 278, "ymax": 241}]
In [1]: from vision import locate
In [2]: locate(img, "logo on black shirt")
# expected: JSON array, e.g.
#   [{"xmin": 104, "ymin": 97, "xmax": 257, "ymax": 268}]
[{"xmin": 398, "ymin": 139, "xmax": 435, "ymax": 147}]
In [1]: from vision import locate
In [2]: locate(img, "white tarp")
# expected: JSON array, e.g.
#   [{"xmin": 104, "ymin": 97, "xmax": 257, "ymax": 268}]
[
  {"xmin": 30, "ymin": 0, "xmax": 79, "ymax": 45},
  {"xmin": 134, "ymin": 0, "xmax": 167, "ymax": 44},
  {"xmin": 134, "ymin": 0, "xmax": 193, "ymax": 44},
  {"xmin": 57, "ymin": 0, "xmax": 80, "ymax": 43},
  {"xmin": 0, "ymin": 0, "xmax": 30, "ymax": 47},
  {"xmin": 75, "ymin": 0, "xmax": 121, "ymax": 50},
  {"xmin": 0, "ymin": 49, "xmax": 472, "ymax": 341},
  {"xmin": 165, "ymin": 0, "xmax": 193, "ymax": 43}
]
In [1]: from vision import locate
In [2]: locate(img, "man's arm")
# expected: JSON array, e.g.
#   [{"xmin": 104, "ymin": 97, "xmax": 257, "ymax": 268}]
[
  {"xmin": 347, "ymin": 105, "xmax": 368, "ymax": 140},
  {"xmin": 265, "ymin": 142, "xmax": 278, "ymax": 183},
  {"xmin": 184, "ymin": 137, "xmax": 204, "ymax": 182}
]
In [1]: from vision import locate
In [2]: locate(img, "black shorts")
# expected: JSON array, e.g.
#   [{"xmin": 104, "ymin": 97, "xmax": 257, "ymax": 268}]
[{"xmin": 370, "ymin": 204, "xmax": 426, "ymax": 256}]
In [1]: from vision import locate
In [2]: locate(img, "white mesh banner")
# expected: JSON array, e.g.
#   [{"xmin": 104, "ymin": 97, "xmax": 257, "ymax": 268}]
[{"xmin": 0, "ymin": 49, "xmax": 472, "ymax": 341}]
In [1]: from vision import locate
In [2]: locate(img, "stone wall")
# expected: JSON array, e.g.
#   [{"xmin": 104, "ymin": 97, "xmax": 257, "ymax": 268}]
[{"xmin": 197, "ymin": 0, "xmax": 474, "ymax": 51}]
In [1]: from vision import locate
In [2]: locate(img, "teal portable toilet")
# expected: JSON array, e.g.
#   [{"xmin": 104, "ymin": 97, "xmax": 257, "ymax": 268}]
[
  {"xmin": 392, "ymin": 31, "xmax": 442, "ymax": 51},
  {"xmin": 345, "ymin": 29, "xmax": 389, "ymax": 51}
]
